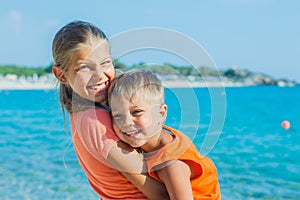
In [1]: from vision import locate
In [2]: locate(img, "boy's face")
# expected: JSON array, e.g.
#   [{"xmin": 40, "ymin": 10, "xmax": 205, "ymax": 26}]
[
  {"xmin": 110, "ymin": 93, "xmax": 167, "ymax": 151},
  {"xmin": 64, "ymin": 39, "xmax": 115, "ymax": 103}
]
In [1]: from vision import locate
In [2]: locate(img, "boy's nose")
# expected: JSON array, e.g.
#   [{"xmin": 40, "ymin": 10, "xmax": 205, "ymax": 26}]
[{"xmin": 124, "ymin": 116, "xmax": 135, "ymax": 127}]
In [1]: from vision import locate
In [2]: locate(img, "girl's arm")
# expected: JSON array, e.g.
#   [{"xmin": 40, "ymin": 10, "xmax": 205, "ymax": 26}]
[
  {"xmin": 75, "ymin": 109, "xmax": 169, "ymax": 199},
  {"xmin": 108, "ymin": 140, "xmax": 169, "ymax": 200},
  {"xmin": 156, "ymin": 160, "xmax": 193, "ymax": 200}
]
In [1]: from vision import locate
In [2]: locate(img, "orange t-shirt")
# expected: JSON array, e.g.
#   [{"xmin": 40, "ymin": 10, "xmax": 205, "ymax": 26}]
[
  {"xmin": 70, "ymin": 108, "xmax": 147, "ymax": 200},
  {"xmin": 146, "ymin": 125, "xmax": 221, "ymax": 200}
]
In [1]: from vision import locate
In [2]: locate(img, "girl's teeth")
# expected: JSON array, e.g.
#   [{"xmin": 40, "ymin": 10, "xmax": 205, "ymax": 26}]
[
  {"xmin": 92, "ymin": 84, "xmax": 105, "ymax": 90},
  {"xmin": 88, "ymin": 83, "xmax": 106, "ymax": 93}
]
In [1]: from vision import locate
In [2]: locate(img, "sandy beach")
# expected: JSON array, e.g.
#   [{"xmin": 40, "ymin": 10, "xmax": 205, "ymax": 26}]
[{"xmin": 0, "ymin": 79, "xmax": 57, "ymax": 90}]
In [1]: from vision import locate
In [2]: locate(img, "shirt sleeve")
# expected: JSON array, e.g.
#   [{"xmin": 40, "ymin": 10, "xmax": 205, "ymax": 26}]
[{"xmin": 72, "ymin": 108, "xmax": 120, "ymax": 160}]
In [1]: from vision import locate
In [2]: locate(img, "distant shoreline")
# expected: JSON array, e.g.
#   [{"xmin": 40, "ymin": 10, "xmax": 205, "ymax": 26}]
[
  {"xmin": 1, "ymin": 65, "xmax": 298, "ymax": 90},
  {"xmin": 0, "ymin": 79, "xmax": 296, "ymax": 91},
  {"xmin": 1, "ymin": 64, "xmax": 298, "ymax": 90}
]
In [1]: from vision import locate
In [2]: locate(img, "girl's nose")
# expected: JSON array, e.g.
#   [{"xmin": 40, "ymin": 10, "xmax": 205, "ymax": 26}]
[
  {"xmin": 91, "ymin": 67, "xmax": 105, "ymax": 81},
  {"xmin": 92, "ymin": 63, "xmax": 113, "ymax": 80},
  {"xmin": 93, "ymin": 67, "xmax": 104, "ymax": 79}
]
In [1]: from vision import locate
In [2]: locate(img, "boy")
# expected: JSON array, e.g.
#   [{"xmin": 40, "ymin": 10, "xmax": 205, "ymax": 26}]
[{"xmin": 108, "ymin": 69, "xmax": 221, "ymax": 200}]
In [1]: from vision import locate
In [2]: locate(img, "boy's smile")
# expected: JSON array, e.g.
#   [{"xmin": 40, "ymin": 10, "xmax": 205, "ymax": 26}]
[{"xmin": 111, "ymin": 94, "xmax": 167, "ymax": 152}]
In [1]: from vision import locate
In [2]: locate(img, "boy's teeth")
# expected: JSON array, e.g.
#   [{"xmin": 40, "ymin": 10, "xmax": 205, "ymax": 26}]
[{"xmin": 126, "ymin": 130, "xmax": 139, "ymax": 135}]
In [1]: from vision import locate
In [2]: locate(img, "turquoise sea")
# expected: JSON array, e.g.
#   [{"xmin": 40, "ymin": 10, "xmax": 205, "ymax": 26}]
[{"xmin": 1, "ymin": 86, "xmax": 300, "ymax": 199}]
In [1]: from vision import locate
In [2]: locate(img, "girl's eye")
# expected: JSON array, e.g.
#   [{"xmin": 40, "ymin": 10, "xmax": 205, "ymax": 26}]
[
  {"xmin": 101, "ymin": 60, "xmax": 112, "ymax": 69},
  {"xmin": 101, "ymin": 60, "xmax": 112, "ymax": 65},
  {"xmin": 76, "ymin": 65, "xmax": 92, "ymax": 72}
]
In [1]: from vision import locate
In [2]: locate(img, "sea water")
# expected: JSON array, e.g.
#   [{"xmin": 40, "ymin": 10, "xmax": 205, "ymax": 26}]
[{"xmin": 0, "ymin": 86, "xmax": 299, "ymax": 199}]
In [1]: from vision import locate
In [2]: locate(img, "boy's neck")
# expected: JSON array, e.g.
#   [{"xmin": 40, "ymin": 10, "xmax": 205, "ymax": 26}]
[{"xmin": 141, "ymin": 130, "xmax": 174, "ymax": 153}]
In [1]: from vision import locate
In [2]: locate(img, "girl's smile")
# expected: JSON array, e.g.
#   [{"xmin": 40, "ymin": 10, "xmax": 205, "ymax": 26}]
[
  {"xmin": 86, "ymin": 80, "xmax": 110, "ymax": 95},
  {"xmin": 65, "ymin": 39, "xmax": 115, "ymax": 103}
]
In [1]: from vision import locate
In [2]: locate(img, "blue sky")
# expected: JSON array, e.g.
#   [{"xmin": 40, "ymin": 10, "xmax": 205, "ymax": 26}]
[{"xmin": 1, "ymin": 0, "xmax": 299, "ymax": 81}]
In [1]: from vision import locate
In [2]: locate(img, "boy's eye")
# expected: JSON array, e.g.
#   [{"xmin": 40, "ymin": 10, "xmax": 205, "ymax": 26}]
[
  {"xmin": 112, "ymin": 114, "xmax": 123, "ymax": 120},
  {"xmin": 132, "ymin": 109, "xmax": 143, "ymax": 116}
]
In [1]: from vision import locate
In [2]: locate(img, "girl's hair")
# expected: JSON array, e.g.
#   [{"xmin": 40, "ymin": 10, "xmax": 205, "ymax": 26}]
[
  {"xmin": 108, "ymin": 69, "xmax": 164, "ymax": 106},
  {"xmin": 52, "ymin": 20, "xmax": 108, "ymax": 114}
]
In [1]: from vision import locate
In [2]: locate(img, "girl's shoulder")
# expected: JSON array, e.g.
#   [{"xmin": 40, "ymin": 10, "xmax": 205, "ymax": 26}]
[
  {"xmin": 77, "ymin": 107, "xmax": 111, "ymax": 120},
  {"xmin": 71, "ymin": 107, "xmax": 113, "ymax": 130},
  {"xmin": 71, "ymin": 107, "xmax": 119, "ymax": 158}
]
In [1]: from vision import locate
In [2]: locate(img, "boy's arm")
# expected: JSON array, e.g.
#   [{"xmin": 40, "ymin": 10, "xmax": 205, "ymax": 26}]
[
  {"xmin": 107, "ymin": 140, "xmax": 170, "ymax": 200},
  {"xmin": 121, "ymin": 172, "xmax": 169, "ymax": 200},
  {"xmin": 156, "ymin": 160, "xmax": 193, "ymax": 200}
]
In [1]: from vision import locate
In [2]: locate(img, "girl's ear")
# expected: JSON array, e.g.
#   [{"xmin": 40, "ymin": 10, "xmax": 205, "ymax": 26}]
[
  {"xmin": 52, "ymin": 65, "xmax": 67, "ymax": 84},
  {"xmin": 160, "ymin": 104, "xmax": 168, "ymax": 121}
]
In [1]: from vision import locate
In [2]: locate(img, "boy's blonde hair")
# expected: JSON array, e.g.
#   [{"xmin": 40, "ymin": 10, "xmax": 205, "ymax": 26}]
[{"xmin": 108, "ymin": 69, "xmax": 164, "ymax": 105}]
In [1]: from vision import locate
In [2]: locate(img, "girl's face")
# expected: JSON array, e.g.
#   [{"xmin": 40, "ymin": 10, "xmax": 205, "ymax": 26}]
[
  {"xmin": 65, "ymin": 39, "xmax": 115, "ymax": 103},
  {"xmin": 110, "ymin": 94, "xmax": 167, "ymax": 152}
]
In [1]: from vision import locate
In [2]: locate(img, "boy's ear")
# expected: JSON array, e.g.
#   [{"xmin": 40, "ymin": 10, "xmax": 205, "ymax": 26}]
[
  {"xmin": 52, "ymin": 65, "xmax": 67, "ymax": 84},
  {"xmin": 160, "ymin": 104, "xmax": 168, "ymax": 121}
]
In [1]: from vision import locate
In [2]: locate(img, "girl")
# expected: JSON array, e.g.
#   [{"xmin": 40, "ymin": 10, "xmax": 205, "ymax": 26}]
[{"xmin": 52, "ymin": 20, "xmax": 168, "ymax": 200}]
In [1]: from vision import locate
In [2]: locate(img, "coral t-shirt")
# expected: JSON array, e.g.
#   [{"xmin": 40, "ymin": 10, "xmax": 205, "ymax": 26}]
[
  {"xmin": 146, "ymin": 125, "xmax": 221, "ymax": 200},
  {"xmin": 70, "ymin": 108, "xmax": 147, "ymax": 200}
]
